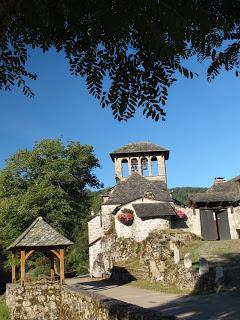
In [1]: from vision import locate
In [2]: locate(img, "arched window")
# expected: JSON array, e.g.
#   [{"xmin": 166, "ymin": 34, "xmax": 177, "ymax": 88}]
[
  {"xmin": 151, "ymin": 157, "xmax": 158, "ymax": 176},
  {"xmin": 121, "ymin": 159, "xmax": 129, "ymax": 177},
  {"xmin": 141, "ymin": 158, "xmax": 149, "ymax": 177},
  {"xmin": 131, "ymin": 158, "xmax": 139, "ymax": 173}
]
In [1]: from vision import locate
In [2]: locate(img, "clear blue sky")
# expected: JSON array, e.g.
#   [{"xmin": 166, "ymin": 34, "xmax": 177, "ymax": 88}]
[{"xmin": 0, "ymin": 49, "xmax": 239, "ymax": 189}]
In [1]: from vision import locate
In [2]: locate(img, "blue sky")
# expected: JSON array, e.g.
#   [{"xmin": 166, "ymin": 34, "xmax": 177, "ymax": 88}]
[{"xmin": 0, "ymin": 49, "xmax": 239, "ymax": 189}]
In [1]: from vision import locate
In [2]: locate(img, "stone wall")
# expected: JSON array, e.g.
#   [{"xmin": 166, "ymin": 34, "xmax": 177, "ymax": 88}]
[
  {"xmin": 88, "ymin": 215, "xmax": 102, "ymax": 244},
  {"xmin": 61, "ymin": 285, "xmax": 176, "ymax": 320},
  {"xmin": 6, "ymin": 282, "xmax": 176, "ymax": 320},
  {"xmin": 115, "ymin": 199, "xmax": 171, "ymax": 242},
  {"xmin": 101, "ymin": 205, "xmax": 117, "ymax": 232},
  {"xmin": 173, "ymin": 206, "xmax": 202, "ymax": 237},
  {"xmin": 228, "ymin": 207, "xmax": 240, "ymax": 239},
  {"xmin": 6, "ymin": 282, "xmax": 61, "ymax": 320},
  {"xmin": 89, "ymin": 235, "xmax": 115, "ymax": 278}
]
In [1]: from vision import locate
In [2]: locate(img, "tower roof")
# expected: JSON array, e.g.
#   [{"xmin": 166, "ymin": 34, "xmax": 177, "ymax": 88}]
[
  {"xmin": 7, "ymin": 217, "xmax": 73, "ymax": 250},
  {"xmin": 110, "ymin": 142, "xmax": 169, "ymax": 160}
]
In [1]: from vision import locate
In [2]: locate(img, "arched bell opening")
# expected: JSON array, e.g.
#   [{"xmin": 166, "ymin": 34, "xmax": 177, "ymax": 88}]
[
  {"xmin": 151, "ymin": 156, "xmax": 158, "ymax": 176},
  {"xmin": 131, "ymin": 158, "xmax": 139, "ymax": 174},
  {"xmin": 121, "ymin": 159, "xmax": 129, "ymax": 177},
  {"xmin": 141, "ymin": 157, "xmax": 149, "ymax": 177}
]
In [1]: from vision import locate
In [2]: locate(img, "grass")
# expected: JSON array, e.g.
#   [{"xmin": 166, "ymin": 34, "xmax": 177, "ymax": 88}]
[
  {"xmin": 0, "ymin": 299, "xmax": 10, "ymax": 320},
  {"xmin": 179, "ymin": 239, "xmax": 240, "ymax": 266},
  {"xmin": 127, "ymin": 279, "xmax": 191, "ymax": 295}
]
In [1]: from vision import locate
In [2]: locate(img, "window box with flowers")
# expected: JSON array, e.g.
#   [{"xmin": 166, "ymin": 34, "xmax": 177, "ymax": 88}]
[{"xmin": 117, "ymin": 208, "xmax": 134, "ymax": 226}]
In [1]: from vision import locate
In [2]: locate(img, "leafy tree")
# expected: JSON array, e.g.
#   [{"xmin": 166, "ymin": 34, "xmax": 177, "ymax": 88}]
[
  {"xmin": 171, "ymin": 187, "xmax": 208, "ymax": 204},
  {"xmin": 0, "ymin": 1, "xmax": 239, "ymax": 121},
  {"xmin": 0, "ymin": 138, "xmax": 101, "ymax": 247}
]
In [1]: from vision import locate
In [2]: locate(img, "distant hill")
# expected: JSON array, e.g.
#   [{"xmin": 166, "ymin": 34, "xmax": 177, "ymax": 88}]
[{"xmin": 170, "ymin": 187, "xmax": 208, "ymax": 204}]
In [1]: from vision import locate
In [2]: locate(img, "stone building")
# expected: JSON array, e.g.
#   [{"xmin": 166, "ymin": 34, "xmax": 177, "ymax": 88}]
[
  {"xmin": 189, "ymin": 176, "xmax": 240, "ymax": 240},
  {"xmin": 88, "ymin": 142, "xmax": 201, "ymax": 277}
]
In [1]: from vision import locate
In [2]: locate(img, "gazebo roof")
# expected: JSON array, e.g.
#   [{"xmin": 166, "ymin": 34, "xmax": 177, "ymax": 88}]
[{"xmin": 7, "ymin": 216, "xmax": 73, "ymax": 251}]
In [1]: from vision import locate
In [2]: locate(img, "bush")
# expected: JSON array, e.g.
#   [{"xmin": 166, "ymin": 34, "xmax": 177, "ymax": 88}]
[{"xmin": 0, "ymin": 299, "xmax": 10, "ymax": 320}]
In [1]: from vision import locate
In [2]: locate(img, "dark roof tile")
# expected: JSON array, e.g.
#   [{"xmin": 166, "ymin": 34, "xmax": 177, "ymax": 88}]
[
  {"xmin": 7, "ymin": 217, "xmax": 73, "ymax": 250},
  {"xmin": 133, "ymin": 202, "xmax": 176, "ymax": 218},
  {"xmin": 110, "ymin": 142, "xmax": 169, "ymax": 160},
  {"xmin": 105, "ymin": 173, "xmax": 172, "ymax": 205},
  {"xmin": 189, "ymin": 175, "xmax": 240, "ymax": 204}
]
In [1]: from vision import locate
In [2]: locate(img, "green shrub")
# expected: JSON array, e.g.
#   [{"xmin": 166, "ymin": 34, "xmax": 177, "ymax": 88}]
[{"xmin": 0, "ymin": 299, "xmax": 10, "ymax": 320}]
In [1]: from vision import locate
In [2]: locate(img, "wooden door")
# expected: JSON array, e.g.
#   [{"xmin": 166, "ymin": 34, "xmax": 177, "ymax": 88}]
[
  {"xmin": 216, "ymin": 210, "xmax": 231, "ymax": 240},
  {"xmin": 200, "ymin": 210, "xmax": 216, "ymax": 240}
]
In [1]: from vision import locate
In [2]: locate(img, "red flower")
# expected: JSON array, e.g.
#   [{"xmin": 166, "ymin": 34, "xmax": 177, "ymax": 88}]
[
  {"xmin": 117, "ymin": 209, "xmax": 134, "ymax": 225},
  {"xmin": 175, "ymin": 209, "xmax": 187, "ymax": 219}
]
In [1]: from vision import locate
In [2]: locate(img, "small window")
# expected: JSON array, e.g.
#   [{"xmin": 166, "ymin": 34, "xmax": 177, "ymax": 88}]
[
  {"xmin": 121, "ymin": 159, "xmax": 129, "ymax": 177},
  {"xmin": 141, "ymin": 158, "xmax": 149, "ymax": 177},
  {"xmin": 151, "ymin": 157, "xmax": 158, "ymax": 176}
]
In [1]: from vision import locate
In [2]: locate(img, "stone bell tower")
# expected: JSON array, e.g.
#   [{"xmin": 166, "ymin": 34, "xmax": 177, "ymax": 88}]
[{"xmin": 109, "ymin": 142, "xmax": 169, "ymax": 184}]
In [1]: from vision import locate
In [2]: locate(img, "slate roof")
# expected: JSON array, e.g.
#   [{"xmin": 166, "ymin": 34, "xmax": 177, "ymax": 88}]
[
  {"xmin": 189, "ymin": 176, "xmax": 240, "ymax": 204},
  {"xmin": 105, "ymin": 173, "xmax": 172, "ymax": 205},
  {"xmin": 7, "ymin": 217, "xmax": 73, "ymax": 250},
  {"xmin": 133, "ymin": 202, "xmax": 176, "ymax": 219},
  {"xmin": 110, "ymin": 142, "xmax": 169, "ymax": 160}
]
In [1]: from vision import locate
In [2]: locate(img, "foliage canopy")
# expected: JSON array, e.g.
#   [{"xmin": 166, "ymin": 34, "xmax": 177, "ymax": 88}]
[
  {"xmin": 0, "ymin": 138, "xmax": 101, "ymax": 246},
  {"xmin": 1, "ymin": 0, "xmax": 239, "ymax": 121}
]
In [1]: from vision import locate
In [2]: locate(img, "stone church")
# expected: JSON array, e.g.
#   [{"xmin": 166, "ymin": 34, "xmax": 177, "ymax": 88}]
[{"xmin": 88, "ymin": 142, "xmax": 240, "ymax": 277}]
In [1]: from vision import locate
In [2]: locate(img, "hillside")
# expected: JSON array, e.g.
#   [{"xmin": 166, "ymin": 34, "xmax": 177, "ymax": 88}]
[{"xmin": 170, "ymin": 187, "xmax": 207, "ymax": 204}]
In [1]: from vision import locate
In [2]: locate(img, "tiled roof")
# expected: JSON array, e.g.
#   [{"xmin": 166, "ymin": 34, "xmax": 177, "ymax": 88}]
[
  {"xmin": 110, "ymin": 142, "xmax": 169, "ymax": 160},
  {"xmin": 189, "ymin": 175, "xmax": 240, "ymax": 204},
  {"xmin": 105, "ymin": 173, "xmax": 172, "ymax": 205},
  {"xmin": 132, "ymin": 202, "xmax": 176, "ymax": 218},
  {"xmin": 7, "ymin": 217, "xmax": 73, "ymax": 250}
]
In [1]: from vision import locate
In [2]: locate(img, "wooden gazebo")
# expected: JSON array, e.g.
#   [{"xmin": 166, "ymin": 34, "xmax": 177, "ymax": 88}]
[{"xmin": 7, "ymin": 216, "xmax": 73, "ymax": 286}]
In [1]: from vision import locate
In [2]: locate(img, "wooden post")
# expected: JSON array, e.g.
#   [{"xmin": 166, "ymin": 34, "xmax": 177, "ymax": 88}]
[
  {"xmin": 20, "ymin": 250, "xmax": 25, "ymax": 286},
  {"xmin": 12, "ymin": 252, "xmax": 16, "ymax": 283},
  {"xmin": 59, "ymin": 249, "xmax": 64, "ymax": 285},
  {"xmin": 50, "ymin": 254, "xmax": 55, "ymax": 281}
]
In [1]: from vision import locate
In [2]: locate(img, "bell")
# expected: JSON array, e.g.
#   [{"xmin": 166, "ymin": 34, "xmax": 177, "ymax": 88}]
[{"xmin": 141, "ymin": 159, "xmax": 148, "ymax": 170}]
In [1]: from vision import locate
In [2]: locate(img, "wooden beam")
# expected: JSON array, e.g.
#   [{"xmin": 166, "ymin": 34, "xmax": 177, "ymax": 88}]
[
  {"xmin": 20, "ymin": 250, "xmax": 25, "ymax": 286},
  {"xmin": 50, "ymin": 254, "xmax": 55, "ymax": 281},
  {"xmin": 51, "ymin": 249, "xmax": 60, "ymax": 260},
  {"xmin": 25, "ymin": 250, "xmax": 34, "ymax": 260},
  {"xmin": 60, "ymin": 249, "xmax": 64, "ymax": 285},
  {"xmin": 12, "ymin": 252, "xmax": 16, "ymax": 283}
]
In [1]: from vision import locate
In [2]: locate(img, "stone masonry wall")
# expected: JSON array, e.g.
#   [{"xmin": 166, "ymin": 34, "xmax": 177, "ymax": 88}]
[
  {"xmin": 88, "ymin": 215, "xmax": 102, "ymax": 244},
  {"xmin": 6, "ymin": 282, "xmax": 61, "ymax": 320},
  {"xmin": 228, "ymin": 206, "xmax": 240, "ymax": 239},
  {"xmin": 101, "ymin": 205, "xmax": 117, "ymax": 232},
  {"xmin": 115, "ymin": 199, "xmax": 171, "ymax": 242},
  {"xmin": 61, "ymin": 285, "xmax": 176, "ymax": 320},
  {"xmin": 174, "ymin": 206, "xmax": 202, "ymax": 237},
  {"xmin": 6, "ymin": 283, "xmax": 176, "ymax": 320}
]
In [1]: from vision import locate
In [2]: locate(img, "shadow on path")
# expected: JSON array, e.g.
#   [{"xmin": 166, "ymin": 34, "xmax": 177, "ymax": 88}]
[{"xmin": 68, "ymin": 278, "xmax": 240, "ymax": 320}]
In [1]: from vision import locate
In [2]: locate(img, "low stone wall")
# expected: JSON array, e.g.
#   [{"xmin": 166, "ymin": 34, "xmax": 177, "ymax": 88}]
[
  {"xmin": 6, "ymin": 282, "xmax": 177, "ymax": 320},
  {"xmin": 6, "ymin": 282, "xmax": 61, "ymax": 320},
  {"xmin": 61, "ymin": 285, "xmax": 176, "ymax": 320}
]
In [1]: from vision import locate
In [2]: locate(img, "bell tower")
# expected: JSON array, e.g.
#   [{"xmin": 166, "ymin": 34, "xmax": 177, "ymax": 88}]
[{"xmin": 109, "ymin": 142, "xmax": 169, "ymax": 184}]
